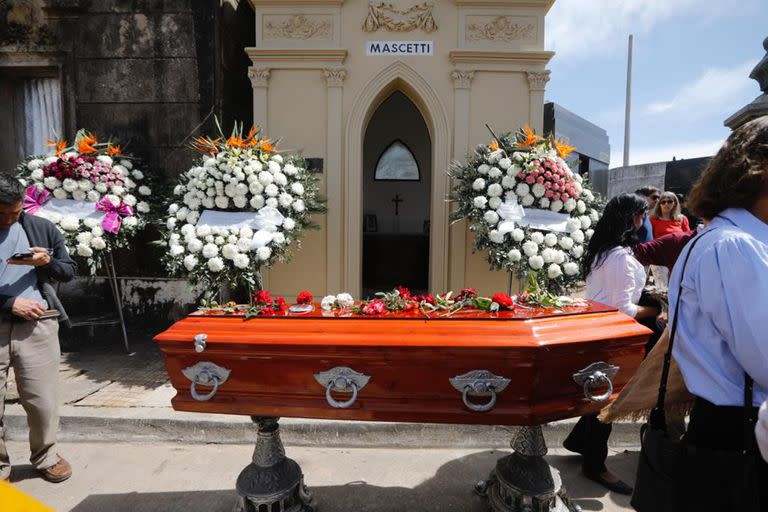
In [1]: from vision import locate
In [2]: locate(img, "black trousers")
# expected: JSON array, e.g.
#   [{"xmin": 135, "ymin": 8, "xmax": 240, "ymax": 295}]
[
  {"xmin": 563, "ymin": 413, "xmax": 612, "ymax": 474},
  {"xmin": 679, "ymin": 398, "xmax": 768, "ymax": 511}
]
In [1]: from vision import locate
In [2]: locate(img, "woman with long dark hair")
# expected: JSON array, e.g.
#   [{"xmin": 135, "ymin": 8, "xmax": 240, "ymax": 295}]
[{"xmin": 564, "ymin": 193, "xmax": 660, "ymax": 494}]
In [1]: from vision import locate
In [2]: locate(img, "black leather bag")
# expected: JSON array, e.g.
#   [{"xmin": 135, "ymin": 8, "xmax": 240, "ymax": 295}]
[{"xmin": 631, "ymin": 230, "xmax": 760, "ymax": 512}]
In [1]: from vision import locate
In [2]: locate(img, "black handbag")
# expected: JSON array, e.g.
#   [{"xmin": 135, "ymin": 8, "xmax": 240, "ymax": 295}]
[{"xmin": 631, "ymin": 230, "xmax": 760, "ymax": 512}]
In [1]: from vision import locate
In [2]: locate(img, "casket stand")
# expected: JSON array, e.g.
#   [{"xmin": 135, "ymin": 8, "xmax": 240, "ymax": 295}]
[{"xmin": 155, "ymin": 302, "xmax": 650, "ymax": 512}]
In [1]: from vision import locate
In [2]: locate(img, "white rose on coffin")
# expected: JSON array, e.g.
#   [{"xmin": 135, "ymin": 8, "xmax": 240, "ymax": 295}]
[
  {"xmin": 337, "ymin": 293, "xmax": 354, "ymax": 308},
  {"xmin": 321, "ymin": 295, "xmax": 336, "ymax": 310}
]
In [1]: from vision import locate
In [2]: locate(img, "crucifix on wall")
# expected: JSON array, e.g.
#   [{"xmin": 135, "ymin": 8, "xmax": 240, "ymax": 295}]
[{"xmin": 392, "ymin": 193, "xmax": 403, "ymax": 233}]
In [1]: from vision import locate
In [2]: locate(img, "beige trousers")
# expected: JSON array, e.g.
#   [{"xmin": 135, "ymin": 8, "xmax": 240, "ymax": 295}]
[{"xmin": 0, "ymin": 317, "xmax": 60, "ymax": 478}]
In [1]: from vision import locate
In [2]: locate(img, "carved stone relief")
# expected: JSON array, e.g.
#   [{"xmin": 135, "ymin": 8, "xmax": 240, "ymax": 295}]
[
  {"xmin": 323, "ymin": 68, "xmax": 347, "ymax": 87},
  {"xmin": 466, "ymin": 16, "xmax": 536, "ymax": 43},
  {"xmin": 526, "ymin": 70, "xmax": 551, "ymax": 91},
  {"xmin": 248, "ymin": 67, "xmax": 271, "ymax": 88},
  {"xmin": 263, "ymin": 14, "xmax": 333, "ymax": 41},
  {"xmin": 451, "ymin": 70, "xmax": 474, "ymax": 89},
  {"xmin": 363, "ymin": 2, "xmax": 437, "ymax": 33}
]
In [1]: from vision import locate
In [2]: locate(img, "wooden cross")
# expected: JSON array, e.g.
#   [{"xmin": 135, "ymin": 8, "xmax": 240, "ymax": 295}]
[{"xmin": 392, "ymin": 193, "xmax": 403, "ymax": 216}]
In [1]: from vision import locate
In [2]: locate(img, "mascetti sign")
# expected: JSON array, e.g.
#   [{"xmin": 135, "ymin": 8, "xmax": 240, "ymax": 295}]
[{"xmin": 366, "ymin": 41, "xmax": 433, "ymax": 56}]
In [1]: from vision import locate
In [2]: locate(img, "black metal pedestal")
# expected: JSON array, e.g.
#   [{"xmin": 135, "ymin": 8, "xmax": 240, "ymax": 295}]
[{"xmin": 234, "ymin": 417, "xmax": 316, "ymax": 512}]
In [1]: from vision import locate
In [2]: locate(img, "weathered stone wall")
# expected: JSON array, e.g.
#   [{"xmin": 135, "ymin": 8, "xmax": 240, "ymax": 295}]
[
  {"xmin": 72, "ymin": 0, "xmax": 217, "ymax": 182},
  {"xmin": 594, "ymin": 162, "xmax": 667, "ymax": 199}
]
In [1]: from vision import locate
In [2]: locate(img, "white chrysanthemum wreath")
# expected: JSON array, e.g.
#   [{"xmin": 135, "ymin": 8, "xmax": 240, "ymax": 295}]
[
  {"xmin": 15, "ymin": 130, "xmax": 153, "ymax": 273},
  {"xmin": 449, "ymin": 127, "xmax": 604, "ymax": 293},
  {"xmin": 162, "ymin": 125, "xmax": 324, "ymax": 292}
]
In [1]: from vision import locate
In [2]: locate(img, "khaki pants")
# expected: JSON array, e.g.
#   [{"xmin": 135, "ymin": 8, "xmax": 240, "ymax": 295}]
[{"xmin": 0, "ymin": 317, "xmax": 60, "ymax": 478}]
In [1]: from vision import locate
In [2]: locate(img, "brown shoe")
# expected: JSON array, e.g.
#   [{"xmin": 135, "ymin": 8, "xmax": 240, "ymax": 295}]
[{"xmin": 38, "ymin": 455, "xmax": 71, "ymax": 483}]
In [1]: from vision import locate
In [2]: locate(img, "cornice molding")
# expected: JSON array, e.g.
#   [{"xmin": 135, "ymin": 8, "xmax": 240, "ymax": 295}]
[
  {"xmin": 449, "ymin": 50, "xmax": 553, "ymax": 67},
  {"xmin": 454, "ymin": 0, "xmax": 554, "ymax": 10},
  {"xmin": 246, "ymin": 48, "xmax": 347, "ymax": 68}
]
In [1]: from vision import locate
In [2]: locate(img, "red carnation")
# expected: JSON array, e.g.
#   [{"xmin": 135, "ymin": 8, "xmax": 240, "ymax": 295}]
[
  {"xmin": 275, "ymin": 297, "xmax": 287, "ymax": 312},
  {"xmin": 296, "ymin": 290, "xmax": 313, "ymax": 305},
  {"xmin": 396, "ymin": 286, "xmax": 412, "ymax": 300},
  {"xmin": 492, "ymin": 292, "xmax": 514, "ymax": 309}
]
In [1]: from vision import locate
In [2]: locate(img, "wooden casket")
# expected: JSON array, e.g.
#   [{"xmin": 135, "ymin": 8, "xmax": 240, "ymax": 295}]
[{"xmin": 154, "ymin": 302, "xmax": 650, "ymax": 426}]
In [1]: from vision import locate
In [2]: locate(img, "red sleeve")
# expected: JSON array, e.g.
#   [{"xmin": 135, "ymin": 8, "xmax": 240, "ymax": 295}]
[
  {"xmin": 633, "ymin": 237, "xmax": 664, "ymax": 266},
  {"xmin": 681, "ymin": 216, "xmax": 690, "ymax": 231}
]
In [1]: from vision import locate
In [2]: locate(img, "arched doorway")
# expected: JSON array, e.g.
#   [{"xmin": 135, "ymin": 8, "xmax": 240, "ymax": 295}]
[{"xmin": 362, "ymin": 92, "xmax": 432, "ymax": 297}]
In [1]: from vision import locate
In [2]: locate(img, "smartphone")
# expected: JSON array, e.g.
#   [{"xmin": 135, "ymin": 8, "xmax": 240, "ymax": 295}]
[{"xmin": 10, "ymin": 252, "xmax": 34, "ymax": 260}]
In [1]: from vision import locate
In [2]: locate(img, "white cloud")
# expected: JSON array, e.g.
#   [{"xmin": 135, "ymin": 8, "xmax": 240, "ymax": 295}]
[
  {"xmin": 611, "ymin": 139, "xmax": 724, "ymax": 168},
  {"xmin": 645, "ymin": 61, "xmax": 757, "ymax": 116},
  {"xmin": 547, "ymin": 0, "xmax": 697, "ymax": 60}
]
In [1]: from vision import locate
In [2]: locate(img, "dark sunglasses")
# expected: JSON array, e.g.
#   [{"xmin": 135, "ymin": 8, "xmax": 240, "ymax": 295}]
[{"xmin": 659, "ymin": 199, "xmax": 676, "ymax": 205}]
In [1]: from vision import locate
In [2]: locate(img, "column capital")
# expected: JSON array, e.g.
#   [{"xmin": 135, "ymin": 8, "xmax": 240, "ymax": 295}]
[
  {"xmin": 451, "ymin": 70, "xmax": 475, "ymax": 90},
  {"xmin": 526, "ymin": 70, "xmax": 550, "ymax": 91},
  {"xmin": 248, "ymin": 67, "xmax": 271, "ymax": 88},
  {"xmin": 323, "ymin": 68, "xmax": 347, "ymax": 88}
]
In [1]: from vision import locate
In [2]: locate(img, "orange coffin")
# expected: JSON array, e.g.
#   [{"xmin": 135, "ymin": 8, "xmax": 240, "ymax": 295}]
[{"xmin": 154, "ymin": 303, "xmax": 651, "ymax": 426}]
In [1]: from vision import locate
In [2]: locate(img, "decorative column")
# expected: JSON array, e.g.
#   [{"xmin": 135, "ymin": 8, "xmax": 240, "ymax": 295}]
[
  {"xmin": 323, "ymin": 67, "xmax": 347, "ymax": 295},
  {"xmin": 449, "ymin": 70, "xmax": 474, "ymax": 291},
  {"xmin": 526, "ymin": 70, "xmax": 550, "ymax": 133},
  {"xmin": 248, "ymin": 67, "xmax": 271, "ymax": 133}
]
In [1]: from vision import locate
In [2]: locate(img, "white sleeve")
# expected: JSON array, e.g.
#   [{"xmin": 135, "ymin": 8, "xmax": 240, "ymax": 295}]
[{"xmin": 603, "ymin": 251, "xmax": 640, "ymax": 318}]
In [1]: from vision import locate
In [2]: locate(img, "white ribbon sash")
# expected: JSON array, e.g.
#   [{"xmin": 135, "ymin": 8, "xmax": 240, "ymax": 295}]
[
  {"xmin": 518, "ymin": 208, "xmax": 571, "ymax": 233},
  {"xmin": 39, "ymin": 199, "xmax": 104, "ymax": 220},
  {"xmin": 197, "ymin": 207, "xmax": 286, "ymax": 249}
]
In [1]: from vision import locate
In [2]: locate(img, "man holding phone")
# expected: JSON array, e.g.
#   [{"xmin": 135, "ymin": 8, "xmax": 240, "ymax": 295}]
[{"xmin": 0, "ymin": 174, "xmax": 75, "ymax": 483}]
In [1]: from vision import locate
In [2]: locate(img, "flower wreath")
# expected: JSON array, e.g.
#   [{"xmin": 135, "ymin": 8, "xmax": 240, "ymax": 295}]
[
  {"xmin": 449, "ymin": 127, "xmax": 604, "ymax": 293},
  {"xmin": 162, "ymin": 125, "xmax": 324, "ymax": 293},
  {"xmin": 15, "ymin": 130, "xmax": 153, "ymax": 273}
]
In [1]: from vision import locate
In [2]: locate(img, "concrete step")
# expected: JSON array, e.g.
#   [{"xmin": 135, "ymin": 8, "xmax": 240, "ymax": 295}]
[{"xmin": 4, "ymin": 404, "xmax": 643, "ymax": 448}]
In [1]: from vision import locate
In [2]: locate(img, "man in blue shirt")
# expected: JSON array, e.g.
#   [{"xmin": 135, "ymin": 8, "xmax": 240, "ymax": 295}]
[
  {"xmin": 0, "ymin": 175, "xmax": 76, "ymax": 484},
  {"xmin": 635, "ymin": 186, "xmax": 660, "ymax": 242}
]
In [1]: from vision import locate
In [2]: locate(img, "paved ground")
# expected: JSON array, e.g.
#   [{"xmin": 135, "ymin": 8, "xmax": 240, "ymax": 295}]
[{"xmin": 5, "ymin": 441, "xmax": 640, "ymax": 512}]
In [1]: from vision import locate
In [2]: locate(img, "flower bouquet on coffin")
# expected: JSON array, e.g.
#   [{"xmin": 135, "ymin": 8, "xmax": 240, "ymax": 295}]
[
  {"xmin": 162, "ymin": 123, "xmax": 324, "ymax": 298},
  {"xmin": 15, "ymin": 130, "xmax": 153, "ymax": 273},
  {"xmin": 449, "ymin": 126, "xmax": 604, "ymax": 293}
]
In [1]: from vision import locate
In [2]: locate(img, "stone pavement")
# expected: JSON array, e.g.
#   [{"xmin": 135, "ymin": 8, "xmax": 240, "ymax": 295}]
[{"xmin": 5, "ymin": 441, "xmax": 640, "ymax": 512}]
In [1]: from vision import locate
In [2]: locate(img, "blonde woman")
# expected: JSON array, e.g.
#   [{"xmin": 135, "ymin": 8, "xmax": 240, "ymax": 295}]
[{"xmin": 649, "ymin": 191, "xmax": 691, "ymax": 238}]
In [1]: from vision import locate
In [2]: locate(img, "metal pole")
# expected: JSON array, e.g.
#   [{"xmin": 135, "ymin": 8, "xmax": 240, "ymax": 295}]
[
  {"xmin": 106, "ymin": 252, "xmax": 131, "ymax": 354},
  {"xmin": 623, "ymin": 34, "xmax": 633, "ymax": 167}
]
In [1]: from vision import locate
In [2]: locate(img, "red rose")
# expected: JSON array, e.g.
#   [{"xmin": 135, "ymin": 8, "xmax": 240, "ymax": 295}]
[
  {"xmin": 253, "ymin": 290, "xmax": 271, "ymax": 305},
  {"xmin": 417, "ymin": 294, "xmax": 436, "ymax": 305},
  {"xmin": 492, "ymin": 293, "xmax": 514, "ymax": 309},
  {"xmin": 457, "ymin": 288, "xmax": 477, "ymax": 301},
  {"xmin": 296, "ymin": 290, "xmax": 313, "ymax": 305},
  {"xmin": 275, "ymin": 297, "xmax": 287, "ymax": 312},
  {"xmin": 396, "ymin": 286, "xmax": 412, "ymax": 300}
]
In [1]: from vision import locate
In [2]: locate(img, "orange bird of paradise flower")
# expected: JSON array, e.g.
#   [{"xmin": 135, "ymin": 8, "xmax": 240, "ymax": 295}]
[
  {"xmin": 519, "ymin": 126, "xmax": 542, "ymax": 148},
  {"xmin": 554, "ymin": 139, "xmax": 576, "ymax": 159},
  {"xmin": 244, "ymin": 126, "xmax": 259, "ymax": 147},
  {"xmin": 77, "ymin": 133, "xmax": 98, "ymax": 154},
  {"xmin": 106, "ymin": 144, "xmax": 122, "ymax": 157},
  {"xmin": 47, "ymin": 138, "xmax": 68, "ymax": 156},
  {"xmin": 488, "ymin": 139, "xmax": 500, "ymax": 152},
  {"xmin": 226, "ymin": 135, "xmax": 245, "ymax": 148},
  {"xmin": 191, "ymin": 136, "xmax": 221, "ymax": 154},
  {"xmin": 259, "ymin": 139, "xmax": 274, "ymax": 152}
]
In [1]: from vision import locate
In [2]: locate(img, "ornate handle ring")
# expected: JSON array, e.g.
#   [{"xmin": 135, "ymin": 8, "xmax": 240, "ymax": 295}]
[
  {"xmin": 325, "ymin": 377, "xmax": 359, "ymax": 409},
  {"xmin": 582, "ymin": 371, "xmax": 613, "ymax": 402},
  {"xmin": 462, "ymin": 385, "xmax": 498, "ymax": 412},
  {"xmin": 573, "ymin": 362, "xmax": 619, "ymax": 403},
  {"xmin": 190, "ymin": 370, "xmax": 220, "ymax": 401}
]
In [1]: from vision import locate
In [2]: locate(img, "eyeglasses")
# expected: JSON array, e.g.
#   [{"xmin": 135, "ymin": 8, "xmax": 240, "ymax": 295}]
[{"xmin": 659, "ymin": 199, "xmax": 675, "ymax": 205}]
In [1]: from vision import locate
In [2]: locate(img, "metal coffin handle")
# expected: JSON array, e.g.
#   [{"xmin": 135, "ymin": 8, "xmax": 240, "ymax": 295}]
[
  {"xmin": 573, "ymin": 362, "xmax": 619, "ymax": 403},
  {"xmin": 450, "ymin": 370, "xmax": 511, "ymax": 413},
  {"xmin": 182, "ymin": 362, "xmax": 231, "ymax": 402},
  {"xmin": 193, "ymin": 333, "xmax": 207, "ymax": 353},
  {"xmin": 314, "ymin": 367, "xmax": 371, "ymax": 409}
]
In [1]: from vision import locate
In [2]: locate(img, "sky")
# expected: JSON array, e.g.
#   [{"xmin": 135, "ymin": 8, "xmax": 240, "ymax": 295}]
[{"xmin": 545, "ymin": 0, "xmax": 768, "ymax": 168}]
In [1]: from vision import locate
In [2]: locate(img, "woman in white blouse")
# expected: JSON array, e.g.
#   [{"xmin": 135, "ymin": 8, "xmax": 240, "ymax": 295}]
[{"xmin": 564, "ymin": 193, "xmax": 660, "ymax": 494}]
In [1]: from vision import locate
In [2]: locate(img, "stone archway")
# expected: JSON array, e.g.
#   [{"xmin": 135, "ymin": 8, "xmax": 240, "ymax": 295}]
[{"xmin": 344, "ymin": 61, "xmax": 451, "ymax": 297}]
